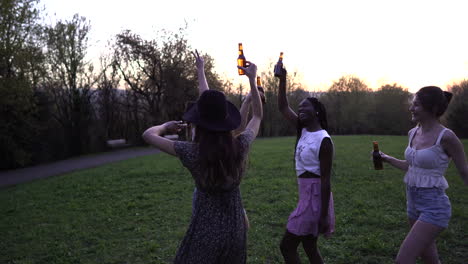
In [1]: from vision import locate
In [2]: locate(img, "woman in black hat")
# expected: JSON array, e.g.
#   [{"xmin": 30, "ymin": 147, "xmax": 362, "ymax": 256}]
[
  {"xmin": 188, "ymin": 50, "xmax": 255, "ymax": 226},
  {"xmin": 142, "ymin": 56, "xmax": 262, "ymax": 263}
]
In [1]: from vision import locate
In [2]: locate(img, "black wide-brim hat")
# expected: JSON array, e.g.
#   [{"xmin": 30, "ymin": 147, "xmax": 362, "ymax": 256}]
[{"xmin": 183, "ymin": 90, "xmax": 241, "ymax": 132}]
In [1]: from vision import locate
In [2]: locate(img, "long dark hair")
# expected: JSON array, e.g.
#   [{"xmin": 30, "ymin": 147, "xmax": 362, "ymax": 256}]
[
  {"xmin": 294, "ymin": 97, "xmax": 328, "ymax": 163},
  {"xmin": 194, "ymin": 126, "xmax": 244, "ymax": 192}
]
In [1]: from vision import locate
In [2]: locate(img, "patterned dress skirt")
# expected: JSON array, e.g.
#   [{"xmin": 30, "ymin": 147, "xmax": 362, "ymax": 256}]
[{"xmin": 174, "ymin": 187, "xmax": 247, "ymax": 264}]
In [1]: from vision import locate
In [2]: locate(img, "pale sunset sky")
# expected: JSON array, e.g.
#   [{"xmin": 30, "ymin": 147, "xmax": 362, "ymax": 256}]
[{"xmin": 41, "ymin": 0, "xmax": 468, "ymax": 92}]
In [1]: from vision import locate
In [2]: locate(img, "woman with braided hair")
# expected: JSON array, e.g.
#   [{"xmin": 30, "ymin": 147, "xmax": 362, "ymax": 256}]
[{"xmin": 276, "ymin": 66, "xmax": 335, "ymax": 264}]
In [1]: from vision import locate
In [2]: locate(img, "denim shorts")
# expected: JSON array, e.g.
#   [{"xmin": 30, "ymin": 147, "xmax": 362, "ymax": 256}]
[{"xmin": 406, "ymin": 185, "xmax": 451, "ymax": 228}]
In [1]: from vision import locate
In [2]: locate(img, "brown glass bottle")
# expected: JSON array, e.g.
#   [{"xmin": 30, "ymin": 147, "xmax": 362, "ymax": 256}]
[
  {"xmin": 274, "ymin": 52, "xmax": 284, "ymax": 77},
  {"xmin": 256, "ymin": 76, "xmax": 266, "ymax": 104},
  {"xmin": 237, "ymin": 43, "xmax": 246, "ymax": 75},
  {"xmin": 373, "ymin": 141, "xmax": 383, "ymax": 170}
]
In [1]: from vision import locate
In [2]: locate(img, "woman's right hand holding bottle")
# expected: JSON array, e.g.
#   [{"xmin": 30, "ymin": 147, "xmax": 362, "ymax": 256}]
[
  {"xmin": 379, "ymin": 151, "xmax": 389, "ymax": 162},
  {"xmin": 369, "ymin": 150, "xmax": 388, "ymax": 162},
  {"xmin": 238, "ymin": 61, "xmax": 257, "ymax": 81}
]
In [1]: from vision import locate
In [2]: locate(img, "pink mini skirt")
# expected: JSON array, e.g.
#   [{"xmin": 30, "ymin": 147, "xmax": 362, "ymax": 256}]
[{"xmin": 286, "ymin": 177, "xmax": 335, "ymax": 237}]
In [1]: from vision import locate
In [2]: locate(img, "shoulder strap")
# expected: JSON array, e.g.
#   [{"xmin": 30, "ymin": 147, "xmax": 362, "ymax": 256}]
[
  {"xmin": 436, "ymin": 128, "xmax": 448, "ymax": 145},
  {"xmin": 408, "ymin": 127, "xmax": 418, "ymax": 146}
]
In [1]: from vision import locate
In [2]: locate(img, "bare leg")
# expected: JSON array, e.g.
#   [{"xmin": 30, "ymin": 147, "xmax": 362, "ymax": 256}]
[
  {"xmin": 395, "ymin": 219, "xmax": 443, "ymax": 264},
  {"xmin": 421, "ymin": 242, "xmax": 440, "ymax": 264},
  {"xmin": 302, "ymin": 234, "xmax": 323, "ymax": 264},
  {"xmin": 406, "ymin": 219, "xmax": 441, "ymax": 264}
]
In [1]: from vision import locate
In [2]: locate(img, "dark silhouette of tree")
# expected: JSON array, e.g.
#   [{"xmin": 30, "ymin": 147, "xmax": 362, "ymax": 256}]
[
  {"xmin": 112, "ymin": 28, "xmax": 222, "ymax": 143},
  {"xmin": 94, "ymin": 55, "xmax": 126, "ymax": 141},
  {"xmin": 321, "ymin": 76, "xmax": 372, "ymax": 134},
  {"xmin": 373, "ymin": 84, "xmax": 412, "ymax": 135},
  {"xmin": 2, "ymin": 2, "xmax": 466, "ymax": 169},
  {"xmin": 43, "ymin": 14, "xmax": 95, "ymax": 156},
  {"xmin": 0, "ymin": 0, "xmax": 43, "ymax": 168},
  {"xmin": 446, "ymin": 80, "xmax": 468, "ymax": 138}
]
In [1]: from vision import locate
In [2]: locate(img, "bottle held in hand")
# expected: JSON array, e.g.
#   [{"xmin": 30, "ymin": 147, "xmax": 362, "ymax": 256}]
[
  {"xmin": 256, "ymin": 76, "xmax": 266, "ymax": 104},
  {"xmin": 237, "ymin": 43, "xmax": 246, "ymax": 75},
  {"xmin": 274, "ymin": 52, "xmax": 284, "ymax": 77},
  {"xmin": 373, "ymin": 141, "xmax": 383, "ymax": 170}
]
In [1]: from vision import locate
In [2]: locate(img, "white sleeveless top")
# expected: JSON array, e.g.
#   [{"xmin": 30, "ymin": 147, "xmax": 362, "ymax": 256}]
[
  {"xmin": 404, "ymin": 126, "xmax": 450, "ymax": 189},
  {"xmin": 295, "ymin": 128, "xmax": 332, "ymax": 176}
]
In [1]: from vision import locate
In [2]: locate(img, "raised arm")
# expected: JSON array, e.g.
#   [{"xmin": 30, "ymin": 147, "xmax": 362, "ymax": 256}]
[
  {"xmin": 192, "ymin": 50, "xmax": 208, "ymax": 95},
  {"xmin": 238, "ymin": 62, "xmax": 262, "ymax": 137},
  {"xmin": 233, "ymin": 93, "xmax": 252, "ymax": 136},
  {"xmin": 233, "ymin": 88, "xmax": 266, "ymax": 136},
  {"xmin": 142, "ymin": 121, "xmax": 186, "ymax": 156},
  {"xmin": 442, "ymin": 130, "xmax": 468, "ymax": 185},
  {"xmin": 276, "ymin": 67, "xmax": 298, "ymax": 127}
]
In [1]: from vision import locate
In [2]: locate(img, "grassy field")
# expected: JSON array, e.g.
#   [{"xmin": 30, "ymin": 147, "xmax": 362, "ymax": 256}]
[{"xmin": 1, "ymin": 136, "xmax": 467, "ymax": 264}]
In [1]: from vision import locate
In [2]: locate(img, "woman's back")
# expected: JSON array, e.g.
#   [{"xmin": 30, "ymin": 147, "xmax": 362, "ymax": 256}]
[
  {"xmin": 174, "ymin": 129, "xmax": 254, "ymax": 192},
  {"xmin": 172, "ymin": 129, "xmax": 255, "ymax": 263},
  {"xmin": 141, "ymin": 57, "xmax": 262, "ymax": 264}
]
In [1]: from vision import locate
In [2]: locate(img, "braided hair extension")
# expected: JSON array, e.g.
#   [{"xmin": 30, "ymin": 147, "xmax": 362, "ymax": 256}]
[{"xmin": 307, "ymin": 97, "xmax": 328, "ymax": 131}]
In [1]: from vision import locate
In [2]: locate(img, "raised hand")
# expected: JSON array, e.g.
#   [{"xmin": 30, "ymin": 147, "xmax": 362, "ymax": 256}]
[
  {"xmin": 238, "ymin": 61, "xmax": 257, "ymax": 80},
  {"xmin": 192, "ymin": 49, "xmax": 205, "ymax": 70},
  {"xmin": 163, "ymin": 121, "xmax": 187, "ymax": 134},
  {"xmin": 276, "ymin": 66, "xmax": 287, "ymax": 81},
  {"xmin": 192, "ymin": 49, "xmax": 209, "ymax": 94}
]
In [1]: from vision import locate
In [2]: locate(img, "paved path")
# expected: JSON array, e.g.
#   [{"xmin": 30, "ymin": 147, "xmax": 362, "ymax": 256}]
[{"xmin": 0, "ymin": 147, "xmax": 160, "ymax": 189}]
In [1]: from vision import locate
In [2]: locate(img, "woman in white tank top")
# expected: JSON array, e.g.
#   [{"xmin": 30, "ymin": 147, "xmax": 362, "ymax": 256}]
[
  {"xmin": 276, "ymin": 66, "xmax": 335, "ymax": 263},
  {"xmin": 379, "ymin": 86, "xmax": 468, "ymax": 264}
]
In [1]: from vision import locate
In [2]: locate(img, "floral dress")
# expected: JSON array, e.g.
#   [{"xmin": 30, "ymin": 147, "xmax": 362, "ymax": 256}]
[{"xmin": 172, "ymin": 130, "xmax": 254, "ymax": 264}]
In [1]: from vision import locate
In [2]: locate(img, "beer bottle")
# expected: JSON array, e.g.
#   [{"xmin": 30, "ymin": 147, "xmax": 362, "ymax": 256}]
[
  {"xmin": 256, "ymin": 76, "xmax": 266, "ymax": 104},
  {"xmin": 373, "ymin": 141, "xmax": 383, "ymax": 170},
  {"xmin": 274, "ymin": 52, "xmax": 284, "ymax": 77},
  {"xmin": 237, "ymin": 43, "xmax": 246, "ymax": 75}
]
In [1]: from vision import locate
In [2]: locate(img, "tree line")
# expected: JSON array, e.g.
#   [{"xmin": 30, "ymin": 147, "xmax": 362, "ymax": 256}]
[{"xmin": 1, "ymin": 0, "xmax": 467, "ymax": 170}]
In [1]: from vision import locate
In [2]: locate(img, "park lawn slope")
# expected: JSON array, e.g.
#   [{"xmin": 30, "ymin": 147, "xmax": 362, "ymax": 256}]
[{"xmin": 1, "ymin": 136, "xmax": 467, "ymax": 263}]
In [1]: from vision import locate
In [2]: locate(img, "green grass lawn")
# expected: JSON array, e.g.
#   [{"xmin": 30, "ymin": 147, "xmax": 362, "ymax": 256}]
[{"xmin": 1, "ymin": 136, "xmax": 467, "ymax": 264}]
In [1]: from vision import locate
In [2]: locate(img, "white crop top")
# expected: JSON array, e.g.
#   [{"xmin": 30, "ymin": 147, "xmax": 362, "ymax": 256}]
[
  {"xmin": 404, "ymin": 127, "xmax": 451, "ymax": 189},
  {"xmin": 295, "ymin": 128, "xmax": 332, "ymax": 176}
]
